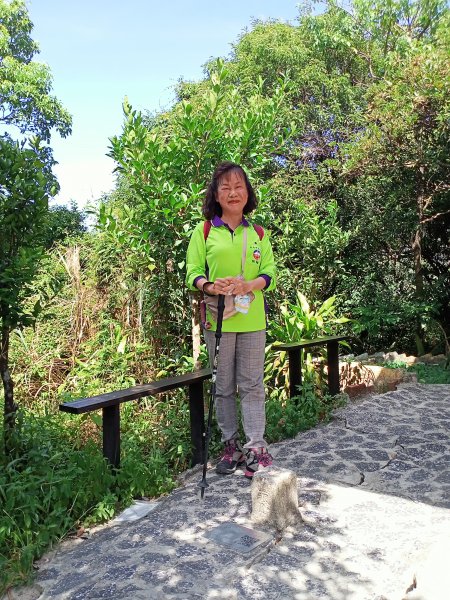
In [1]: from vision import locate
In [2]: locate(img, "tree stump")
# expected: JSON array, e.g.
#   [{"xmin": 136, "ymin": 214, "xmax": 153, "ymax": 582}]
[{"xmin": 251, "ymin": 466, "xmax": 302, "ymax": 530}]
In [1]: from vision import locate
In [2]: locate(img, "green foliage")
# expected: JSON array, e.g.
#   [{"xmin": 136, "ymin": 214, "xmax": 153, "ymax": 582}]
[
  {"xmin": 270, "ymin": 291, "xmax": 350, "ymax": 343},
  {"xmin": 269, "ymin": 183, "xmax": 350, "ymax": 302},
  {"xmin": 3, "ymin": 0, "xmax": 450, "ymax": 591},
  {"xmin": 0, "ymin": 400, "xmax": 181, "ymax": 592},
  {"xmin": 0, "ymin": 0, "xmax": 72, "ymax": 140},
  {"xmin": 265, "ymin": 293, "xmax": 350, "ymax": 400},
  {"xmin": 383, "ymin": 360, "xmax": 408, "ymax": 369},
  {"xmin": 96, "ymin": 0, "xmax": 448, "ymax": 362},
  {"xmin": 265, "ymin": 380, "xmax": 348, "ymax": 443},
  {"xmin": 337, "ymin": 7, "xmax": 450, "ymax": 353},
  {"xmin": 409, "ymin": 362, "xmax": 450, "ymax": 384},
  {"xmin": 60, "ymin": 322, "xmax": 140, "ymax": 398},
  {"xmin": 0, "ymin": 136, "xmax": 57, "ymax": 330},
  {"xmin": 0, "ymin": 0, "xmax": 72, "ymax": 443},
  {"xmin": 42, "ymin": 201, "xmax": 87, "ymax": 249},
  {"xmin": 350, "ymin": 0, "xmax": 447, "ymax": 55},
  {"xmin": 102, "ymin": 59, "xmax": 293, "ymax": 353},
  {"xmin": 0, "ymin": 410, "xmax": 114, "ymax": 591}
]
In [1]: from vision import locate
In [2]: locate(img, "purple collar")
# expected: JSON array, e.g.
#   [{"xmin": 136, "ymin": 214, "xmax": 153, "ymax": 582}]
[{"xmin": 211, "ymin": 215, "xmax": 249, "ymax": 228}]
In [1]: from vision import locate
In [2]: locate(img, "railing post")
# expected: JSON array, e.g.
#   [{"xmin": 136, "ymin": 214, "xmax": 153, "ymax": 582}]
[
  {"xmin": 288, "ymin": 348, "xmax": 302, "ymax": 399},
  {"xmin": 103, "ymin": 404, "xmax": 120, "ymax": 469},
  {"xmin": 327, "ymin": 340, "xmax": 340, "ymax": 395},
  {"xmin": 188, "ymin": 380, "xmax": 205, "ymax": 466}
]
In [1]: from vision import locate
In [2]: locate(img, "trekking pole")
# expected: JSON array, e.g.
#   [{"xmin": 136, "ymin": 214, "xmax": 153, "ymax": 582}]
[{"xmin": 198, "ymin": 293, "xmax": 225, "ymax": 499}]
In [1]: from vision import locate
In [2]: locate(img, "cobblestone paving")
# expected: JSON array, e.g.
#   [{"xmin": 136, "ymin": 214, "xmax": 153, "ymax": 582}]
[{"xmin": 11, "ymin": 383, "xmax": 450, "ymax": 600}]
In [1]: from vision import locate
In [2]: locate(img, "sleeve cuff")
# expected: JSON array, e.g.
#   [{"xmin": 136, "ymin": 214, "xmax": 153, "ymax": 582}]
[
  {"xmin": 260, "ymin": 274, "xmax": 271, "ymax": 289},
  {"xmin": 193, "ymin": 275, "xmax": 205, "ymax": 289}
]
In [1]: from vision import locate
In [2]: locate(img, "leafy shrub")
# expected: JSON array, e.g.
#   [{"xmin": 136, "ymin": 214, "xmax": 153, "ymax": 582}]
[
  {"xmin": 383, "ymin": 360, "xmax": 408, "ymax": 369},
  {"xmin": 409, "ymin": 363, "xmax": 450, "ymax": 384},
  {"xmin": 0, "ymin": 402, "xmax": 182, "ymax": 593},
  {"xmin": 0, "ymin": 411, "xmax": 113, "ymax": 592},
  {"xmin": 265, "ymin": 381, "xmax": 347, "ymax": 443},
  {"xmin": 265, "ymin": 292, "xmax": 351, "ymax": 400},
  {"xmin": 270, "ymin": 292, "xmax": 350, "ymax": 343}
]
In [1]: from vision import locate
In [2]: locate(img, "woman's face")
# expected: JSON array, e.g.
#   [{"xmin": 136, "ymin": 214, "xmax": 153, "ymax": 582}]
[{"xmin": 216, "ymin": 170, "xmax": 248, "ymax": 218}]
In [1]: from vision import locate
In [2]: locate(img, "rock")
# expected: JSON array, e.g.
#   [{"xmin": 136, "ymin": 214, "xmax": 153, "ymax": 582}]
[
  {"xmin": 397, "ymin": 353, "xmax": 408, "ymax": 363},
  {"xmin": 400, "ymin": 372, "xmax": 418, "ymax": 384},
  {"xmin": 340, "ymin": 362, "xmax": 375, "ymax": 390},
  {"xmin": 251, "ymin": 466, "xmax": 302, "ymax": 530},
  {"xmin": 344, "ymin": 382, "xmax": 371, "ymax": 398},
  {"xmin": 427, "ymin": 354, "xmax": 447, "ymax": 364},
  {"xmin": 373, "ymin": 351, "xmax": 386, "ymax": 359},
  {"xmin": 355, "ymin": 352, "xmax": 369, "ymax": 362},
  {"xmin": 5, "ymin": 584, "xmax": 43, "ymax": 600},
  {"xmin": 418, "ymin": 353, "xmax": 447, "ymax": 365},
  {"xmin": 404, "ymin": 355, "xmax": 418, "ymax": 365},
  {"xmin": 385, "ymin": 351, "xmax": 399, "ymax": 362}
]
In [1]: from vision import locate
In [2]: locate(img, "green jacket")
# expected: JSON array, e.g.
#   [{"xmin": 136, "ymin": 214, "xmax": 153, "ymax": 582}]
[{"xmin": 186, "ymin": 218, "xmax": 276, "ymax": 332}]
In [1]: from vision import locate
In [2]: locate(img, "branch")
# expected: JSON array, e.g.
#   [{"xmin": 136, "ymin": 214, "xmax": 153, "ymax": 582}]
[
  {"xmin": 423, "ymin": 195, "xmax": 433, "ymax": 213},
  {"xmin": 435, "ymin": 321, "xmax": 450, "ymax": 355},
  {"xmin": 420, "ymin": 209, "xmax": 450, "ymax": 225},
  {"xmin": 330, "ymin": 3, "xmax": 378, "ymax": 79},
  {"xmin": 407, "ymin": 3, "xmax": 422, "ymax": 34},
  {"xmin": 416, "ymin": 10, "xmax": 447, "ymax": 40}
]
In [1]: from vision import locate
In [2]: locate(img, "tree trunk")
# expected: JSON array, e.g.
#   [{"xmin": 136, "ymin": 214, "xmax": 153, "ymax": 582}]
[
  {"xmin": 137, "ymin": 275, "xmax": 144, "ymax": 338},
  {"xmin": 412, "ymin": 170, "xmax": 425, "ymax": 356},
  {"xmin": 190, "ymin": 293, "xmax": 202, "ymax": 370},
  {"xmin": 1, "ymin": 324, "xmax": 17, "ymax": 453}
]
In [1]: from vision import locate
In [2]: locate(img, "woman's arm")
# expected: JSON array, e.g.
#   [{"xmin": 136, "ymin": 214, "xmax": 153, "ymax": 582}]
[{"xmin": 185, "ymin": 224, "xmax": 207, "ymax": 291}]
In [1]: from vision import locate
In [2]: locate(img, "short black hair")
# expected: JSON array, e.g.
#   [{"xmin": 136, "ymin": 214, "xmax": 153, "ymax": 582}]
[{"xmin": 202, "ymin": 161, "xmax": 258, "ymax": 220}]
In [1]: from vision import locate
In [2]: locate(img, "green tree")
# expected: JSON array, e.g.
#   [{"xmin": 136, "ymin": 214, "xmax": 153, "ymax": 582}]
[
  {"xmin": 106, "ymin": 59, "xmax": 293, "ymax": 364},
  {"xmin": 43, "ymin": 201, "xmax": 87, "ymax": 249},
  {"xmin": 339, "ymin": 6, "xmax": 449, "ymax": 353},
  {"xmin": 0, "ymin": 0, "xmax": 71, "ymax": 446},
  {"xmin": 175, "ymin": 17, "xmax": 362, "ymax": 307},
  {"xmin": 0, "ymin": 0, "xmax": 71, "ymax": 140}
]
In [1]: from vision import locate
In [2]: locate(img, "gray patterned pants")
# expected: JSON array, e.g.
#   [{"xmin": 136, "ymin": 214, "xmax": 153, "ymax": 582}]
[{"xmin": 204, "ymin": 329, "xmax": 267, "ymax": 449}]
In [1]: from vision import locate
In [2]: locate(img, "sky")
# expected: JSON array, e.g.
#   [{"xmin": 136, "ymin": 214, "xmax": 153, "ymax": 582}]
[{"xmin": 25, "ymin": 0, "xmax": 303, "ymax": 209}]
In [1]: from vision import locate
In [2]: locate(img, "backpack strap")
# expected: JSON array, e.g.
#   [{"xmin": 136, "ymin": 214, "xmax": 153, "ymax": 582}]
[
  {"xmin": 203, "ymin": 220, "xmax": 212, "ymax": 240},
  {"xmin": 253, "ymin": 224, "xmax": 264, "ymax": 240},
  {"xmin": 203, "ymin": 220, "xmax": 264, "ymax": 241}
]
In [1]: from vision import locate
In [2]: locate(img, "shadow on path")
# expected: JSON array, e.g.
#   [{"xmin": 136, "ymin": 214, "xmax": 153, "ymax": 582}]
[{"xmin": 10, "ymin": 383, "xmax": 450, "ymax": 600}]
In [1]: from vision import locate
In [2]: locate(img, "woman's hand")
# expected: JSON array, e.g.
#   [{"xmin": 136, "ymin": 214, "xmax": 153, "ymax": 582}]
[
  {"xmin": 211, "ymin": 277, "xmax": 236, "ymax": 295},
  {"xmin": 214, "ymin": 277, "xmax": 252, "ymax": 296},
  {"xmin": 206, "ymin": 277, "xmax": 264, "ymax": 296},
  {"xmin": 224, "ymin": 277, "xmax": 252, "ymax": 296},
  {"xmin": 204, "ymin": 277, "xmax": 241, "ymax": 295},
  {"xmin": 202, "ymin": 281, "xmax": 219, "ymax": 295}
]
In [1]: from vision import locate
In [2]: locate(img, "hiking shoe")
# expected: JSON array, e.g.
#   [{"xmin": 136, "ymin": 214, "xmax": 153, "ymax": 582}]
[
  {"xmin": 216, "ymin": 440, "xmax": 246, "ymax": 474},
  {"xmin": 244, "ymin": 448, "xmax": 273, "ymax": 479}
]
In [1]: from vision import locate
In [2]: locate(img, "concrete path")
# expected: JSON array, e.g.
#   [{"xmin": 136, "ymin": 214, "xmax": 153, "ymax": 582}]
[{"xmin": 11, "ymin": 383, "xmax": 450, "ymax": 600}]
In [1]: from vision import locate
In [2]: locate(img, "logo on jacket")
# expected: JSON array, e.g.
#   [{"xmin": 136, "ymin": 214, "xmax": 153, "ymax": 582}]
[{"xmin": 253, "ymin": 248, "xmax": 261, "ymax": 261}]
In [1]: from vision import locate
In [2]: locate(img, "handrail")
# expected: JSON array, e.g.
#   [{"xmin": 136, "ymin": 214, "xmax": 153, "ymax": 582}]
[
  {"xmin": 59, "ymin": 336, "xmax": 349, "ymax": 468},
  {"xmin": 60, "ymin": 369, "xmax": 212, "ymax": 469},
  {"xmin": 273, "ymin": 335, "xmax": 349, "ymax": 399}
]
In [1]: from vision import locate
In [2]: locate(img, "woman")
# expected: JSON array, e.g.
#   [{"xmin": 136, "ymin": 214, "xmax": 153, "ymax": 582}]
[{"xmin": 186, "ymin": 161, "xmax": 276, "ymax": 479}]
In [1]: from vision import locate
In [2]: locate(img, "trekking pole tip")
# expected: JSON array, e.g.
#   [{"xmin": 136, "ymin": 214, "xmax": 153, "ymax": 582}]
[{"xmin": 198, "ymin": 477, "xmax": 209, "ymax": 497}]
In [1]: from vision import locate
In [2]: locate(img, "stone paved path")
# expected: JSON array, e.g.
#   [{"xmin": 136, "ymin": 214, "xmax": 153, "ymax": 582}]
[{"xmin": 10, "ymin": 383, "xmax": 450, "ymax": 600}]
